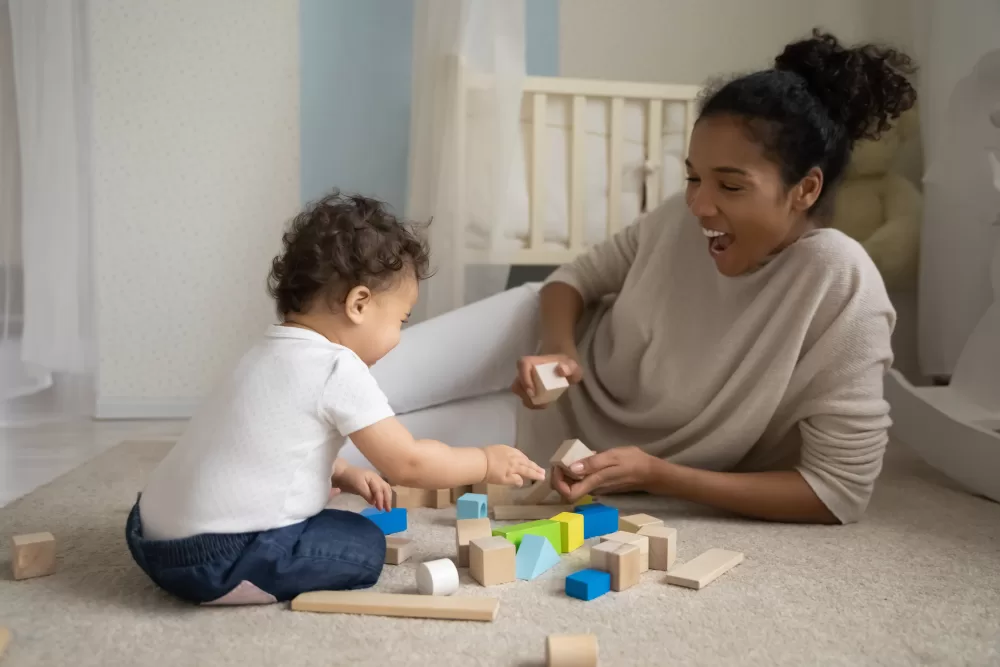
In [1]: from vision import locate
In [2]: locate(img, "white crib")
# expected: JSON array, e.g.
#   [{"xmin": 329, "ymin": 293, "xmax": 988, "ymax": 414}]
[{"xmin": 449, "ymin": 62, "xmax": 702, "ymax": 305}]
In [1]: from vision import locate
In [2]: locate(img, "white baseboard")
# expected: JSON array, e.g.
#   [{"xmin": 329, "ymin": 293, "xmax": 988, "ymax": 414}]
[{"xmin": 95, "ymin": 397, "xmax": 200, "ymax": 420}]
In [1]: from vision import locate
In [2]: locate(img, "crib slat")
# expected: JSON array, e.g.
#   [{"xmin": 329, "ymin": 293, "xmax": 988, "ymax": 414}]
[
  {"xmin": 608, "ymin": 97, "xmax": 624, "ymax": 235},
  {"xmin": 684, "ymin": 99, "xmax": 696, "ymax": 187},
  {"xmin": 646, "ymin": 99, "xmax": 663, "ymax": 210},
  {"xmin": 570, "ymin": 95, "xmax": 586, "ymax": 251},
  {"xmin": 531, "ymin": 93, "xmax": 547, "ymax": 251}
]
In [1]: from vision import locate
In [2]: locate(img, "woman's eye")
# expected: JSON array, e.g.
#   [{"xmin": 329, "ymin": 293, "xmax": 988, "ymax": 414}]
[
  {"xmin": 720, "ymin": 183, "xmax": 741, "ymax": 192},
  {"xmin": 685, "ymin": 177, "xmax": 700, "ymax": 184}
]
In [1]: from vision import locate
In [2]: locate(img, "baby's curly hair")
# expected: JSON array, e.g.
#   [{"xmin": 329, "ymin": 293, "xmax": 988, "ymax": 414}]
[{"xmin": 267, "ymin": 190, "xmax": 431, "ymax": 316}]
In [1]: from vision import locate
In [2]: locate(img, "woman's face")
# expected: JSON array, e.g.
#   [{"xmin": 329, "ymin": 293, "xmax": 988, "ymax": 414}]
[{"xmin": 685, "ymin": 114, "xmax": 821, "ymax": 276}]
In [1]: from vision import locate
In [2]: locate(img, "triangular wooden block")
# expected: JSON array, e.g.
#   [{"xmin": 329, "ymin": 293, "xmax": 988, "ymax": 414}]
[{"xmin": 515, "ymin": 534, "xmax": 561, "ymax": 581}]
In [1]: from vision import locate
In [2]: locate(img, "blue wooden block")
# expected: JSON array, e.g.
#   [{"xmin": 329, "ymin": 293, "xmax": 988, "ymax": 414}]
[
  {"xmin": 360, "ymin": 507, "xmax": 407, "ymax": 535},
  {"xmin": 573, "ymin": 503, "xmax": 618, "ymax": 539},
  {"xmin": 456, "ymin": 493, "xmax": 487, "ymax": 520},
  {"xmin": 515, "ymin": 533, "xmax": 561, "ymax": 581},
  {"xmin": 565, "ymin": 569, "xmax": 611, "ymax": 601}
]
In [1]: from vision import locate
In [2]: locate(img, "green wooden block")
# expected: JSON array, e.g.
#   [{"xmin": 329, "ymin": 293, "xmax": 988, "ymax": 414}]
[{"xmin": 492, "ymin": 519, "xmax": 561, "ymax": 553}]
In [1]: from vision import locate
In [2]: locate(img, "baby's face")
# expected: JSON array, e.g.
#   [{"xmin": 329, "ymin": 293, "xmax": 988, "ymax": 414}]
[{"xmin": 355, "ymin": 273, "xmax": 419, "ymax": 366}]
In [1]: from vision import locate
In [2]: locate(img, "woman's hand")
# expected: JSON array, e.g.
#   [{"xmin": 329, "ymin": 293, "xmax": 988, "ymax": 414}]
[
  {"xmin": 511, "ymin": 352, "xmax": 583, "ymax": 409},
  {"xmin": 332, "ymin": 466, "xmax": 392, "ymax": 511},
  {"xmin": 553, "ymin": 446, "xmax": 657, "ymax": 502}
]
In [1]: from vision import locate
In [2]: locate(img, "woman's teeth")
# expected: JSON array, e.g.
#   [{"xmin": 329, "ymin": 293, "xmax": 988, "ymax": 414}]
[{"xmin": 702, "ymin": 228, "xmax": 727, "ymax": 238}]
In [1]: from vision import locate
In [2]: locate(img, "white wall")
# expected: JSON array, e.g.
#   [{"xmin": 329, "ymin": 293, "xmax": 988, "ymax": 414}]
[
  {"xmin": 560, "ymin": 0, "xmax": 906, "ymax": 85},
  {"xmin": 89, "ymin": 0, "xmax": 301, "ymax": 418}
]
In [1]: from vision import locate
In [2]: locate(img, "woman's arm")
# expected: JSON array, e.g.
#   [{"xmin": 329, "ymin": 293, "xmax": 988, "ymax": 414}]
[{"xmin": 538, "ymin": 282, "xmax": 584, "ymax": 355}]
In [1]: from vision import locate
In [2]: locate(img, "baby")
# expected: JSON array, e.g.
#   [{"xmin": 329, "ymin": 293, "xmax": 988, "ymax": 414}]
[{"xmin": 125, "ymin": 191, "xmax": 545, "ymax": 605}]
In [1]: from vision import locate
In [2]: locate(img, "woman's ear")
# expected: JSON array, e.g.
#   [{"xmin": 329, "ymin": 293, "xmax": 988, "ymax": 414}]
[
  {"xmin": 792, "ymin": 167, "xmax": 824, "ymax": 212},
  {"xmin": 344, "ymin": 285, "xmax": 372, "ymax": 324}
]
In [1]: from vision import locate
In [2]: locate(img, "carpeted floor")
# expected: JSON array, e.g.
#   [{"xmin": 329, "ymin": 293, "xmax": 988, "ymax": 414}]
[{"xmin": 1, "ymin": 440, "xmax": 999, "ymax": 667}]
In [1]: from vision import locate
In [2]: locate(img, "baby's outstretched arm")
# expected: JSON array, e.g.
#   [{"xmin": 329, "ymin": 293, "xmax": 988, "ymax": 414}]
[{"xmin": 350, "ymin": 417, "xmax": 545, "ymax": 490}]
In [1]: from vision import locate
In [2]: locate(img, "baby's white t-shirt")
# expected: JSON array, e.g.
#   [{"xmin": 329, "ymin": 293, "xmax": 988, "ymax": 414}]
[{"xmin": 138, "ymin": 324, "xmax": 394, "ymax": 541}]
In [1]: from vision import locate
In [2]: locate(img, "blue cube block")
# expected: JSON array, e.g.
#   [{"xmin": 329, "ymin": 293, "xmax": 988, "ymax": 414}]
[
  {"xmin": 573, "ymin": 503, "xmax": 618, "ymax": 539},
  {"xmin": 456, "ymin": 493, "xmax": 487, "ymax": 520},
  {"xmin": 360, "ymin": 507, "xmax": 407, "ymax": 535},
  {"xmin": 565, "ymin": 569, "xmax": 611, "ymax": 601}
]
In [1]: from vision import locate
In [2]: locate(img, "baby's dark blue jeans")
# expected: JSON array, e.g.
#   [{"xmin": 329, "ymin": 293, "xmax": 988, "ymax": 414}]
[{"xmin": 124, "ymin": 497, "xmax": 386, "ymax": 605}]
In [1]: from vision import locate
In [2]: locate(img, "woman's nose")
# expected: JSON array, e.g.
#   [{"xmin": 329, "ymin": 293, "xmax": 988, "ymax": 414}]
[{"xmin": 687, "ymin": 185, "xmax": 718, "ymax": 218}]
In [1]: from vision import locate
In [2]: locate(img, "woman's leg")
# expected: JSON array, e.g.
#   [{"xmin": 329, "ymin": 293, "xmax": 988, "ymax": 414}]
[{"xmin": 372, "ymin": 283, "xmax": 542, "ymax": 414}]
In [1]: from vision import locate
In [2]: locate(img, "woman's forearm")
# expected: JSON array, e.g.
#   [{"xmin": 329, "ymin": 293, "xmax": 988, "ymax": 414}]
[
  {"xmin": 539, "ymin": 282, "xmax": 585, "ymax": 355},
  {"xmin": 648, "ymin": 459, "xmax": 839, "ymax": 524}
]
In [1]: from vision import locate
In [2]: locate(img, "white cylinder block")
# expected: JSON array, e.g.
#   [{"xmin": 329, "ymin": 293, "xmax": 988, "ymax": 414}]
[{"xmin": 416, "ymin": 558, "xmax": 459, "ymax": 596}]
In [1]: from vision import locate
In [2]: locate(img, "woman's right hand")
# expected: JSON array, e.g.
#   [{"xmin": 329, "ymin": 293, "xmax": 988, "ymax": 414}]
[{"xmin": 511, "ymin": 352, "xmax": 583, "ymax": 409}]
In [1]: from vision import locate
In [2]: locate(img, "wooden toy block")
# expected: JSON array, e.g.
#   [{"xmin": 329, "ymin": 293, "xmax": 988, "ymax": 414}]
[
  {"xmin": 360, "ymin": 507, "xmax": 407, "ymax": 535},
  {"xmin": 565, "ymin": 569, "xmax": 611, "ymax": 601},
  {"xmin": 417, "ymin": 557, "xmax": 460, "ymax": 595},
  {"xmin": 451, "ymin": 485, "xmax": 472, "ymax": 504},
  {"xmin": 550, "ymin": 512, "xmax": 584, "ymax": 553},
  {"xmin": 549, "ymin": 439, "xmax": 594, "ymax": 480},
  {"xmin": 589, "ymin": 540, "xmax": 619, "ymax": 572},
  {"xmin": 291, "ymin": 590, "xmax": 499, "ymax": 621},
  {"xmin": 664, "ymin": 548, "xmax": 743, "ymax": 590},
  {"xmin": 456, "ymin": 517, "xmax": 493, "ymax": 567},
  {"xmin": 520, "ymin": 480, "xmax": 558, "ymax": 505},
  {"xmin": 10, "ymin": 532, "xmax": 56, "ymax": 580},
  {"xmin": 608, "ymin": 542, "xmax": 641, "ymax": 591},
  {"xmin": 0, "ymin": 626, "xmax": 9, "ymax": 660},
  {"xmin": 469, "ymin": 536, "xmax": 516, "ymax": 586},
  {"xmin": 492, "ymin": 504, "xmax": 573, "ymax": 521},
  {"xmin": 638, "ymin": 525, "xmax": 676, "ymax": 571},
  {"xmin": 473, "ymin": 482, "xmax": 514, "ymax": 506},
  {"xmin": 515, "ymin": 534, "xmax": 561, "ymax": 581},
  {"xmin": 600, "ymin": 531, "xmax": 648, "ymax": 572},
  {"xmin": 392, "ymin": 486, "xmax": 420, "ymax": 509},
  {"xmin": 530, "ymin": 362, "xmax": 569, "ymax": 405},
  {"xmin": 547, "ymin": 634, "xmax": 599, "ymax": 667},
  {"xmin": 457, "ymin": 493, "xmax": 488, "ymax": 520},
  {"xmin": 492, "ymin": 519, "xmax": 561, "ymax": 553},
  {"xmin": 619, "ymin": 513, "xmax": 663, "ymax": 533},
  {"xmin": 422, "ymin": 488, "xmax": 451, "ymax": 508},
  {"xmin": 574, "ymin": 503, "xmax": 618, "ymax": 539},
  {"xmin": 385, "ymin": 536, "xmax": 413, "ymax": 565}
]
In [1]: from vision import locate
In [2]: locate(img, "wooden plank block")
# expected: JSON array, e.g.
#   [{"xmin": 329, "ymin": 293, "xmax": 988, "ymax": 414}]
[
  {"xmin": 470, "ymin": 536, "xmax": 516, "ymax": 586},
  {"xmin": 569, "ymin": 95, "xmax": 586, "ymax": 251},
  {"xmin": 385, "ymin": 536, "xmax": 412, "ymax": 565},
  {"xmin": 638, "ymin": 525, "xmax": 676, "ymax": 571},
  {"xmin": 0, "ymin": 626, "xmax": 9, "ymax": 660},
  {"xmin": 530, "ymin": 92, "xmax": 547, "ymax": 250},
  {"xmin": 290, "ymin": 590, "xmax": 499, "ymax": 622},
  {"xmin": 608, "ymin": 96, "xmax": 624, "ymax": 235},
  {"xmin": 10, "ymin": 532, "xmax": 56, "ymax": 580},
  {"xmin": 664, "ymin": 548, "xmax": 743, "ymax": 590},
  {"xmin": 547, "ymin": 634, "xmax": 599, "ymax": 667},
  {"xmin": 492, "ymin": 504, "xmax": 573, "ymax": 521},
  {"xmin": 456, "ymin": 517, "xmax": 493, "ymax": 567},
  {"xmin": 619, "ymin": 513, "xmax": 662, "ymax": 533}
]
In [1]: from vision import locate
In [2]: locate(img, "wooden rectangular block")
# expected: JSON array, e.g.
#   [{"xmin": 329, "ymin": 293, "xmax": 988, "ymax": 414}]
[
  {"xmin": 619, "ymin": 513, "xmax": 663, "ymax": 533},
  {"xmin": 10, "ymin": 532, "xmax": 56, "ymax": 580},
  {"xmin": 547, "ymin": 634, "xmax": 598, "ymax": 667},
  {"xmin": 492, "ymin": 504, "xmax": 573, "ymax": 521},
  {"xmin": 470, "ymin": 536, "xmax": 516, "ymax": 586},
  {"xmin": 549, "ymin": 439, "xmax": 594, "ymax": 480},
  {"xmin": 0, "ymin": 626, "xmax": 9, "ymax": 660},
  {"xmin": 609, "ymin": 543, "xmax": 640, "ymax": 591},
  {"xmin": 600, "ymin": 531, "xmax": 648, "ymax": 572},
  {"xmin": 530, "ymin": 362, "xmax": 569, "ymax": 405},
  {"xmin": 665, "ymin": 548, "xmax": 743, "ymax": 590},
  {"xmin": 638, "ymin": 525, "xmax": 676, "ymax": 571},
  {"xmin": 291, "ymin": 590, "xmax": 499, "ymax": 621},
  {"xmin": 550, "ymin": 512, "xmax": 584, "ymax": 553},
  {"xmin": 385, "ymin": 536, "xmax": 412, "ymax": 565},
  {"xmin": 451, "ymin": 485, "xmax": 472, "ymax": 504},
  {"xmin": 456, "ymin": 517, "xmax": 493, "ymax": 567}
]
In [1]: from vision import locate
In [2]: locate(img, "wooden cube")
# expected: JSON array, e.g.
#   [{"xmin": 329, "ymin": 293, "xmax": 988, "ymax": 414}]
[
  {"xmin": 600, "ymin": 531, "xmax": 648, "ymax": 573},
  {"xmin": 385, "ymin": 536, "xmax": 413, "ymax": 565},
  {"xmin": 547, "ymin": 634, "xmax": 598, "ymax": 667},
  {"xmin": 469, "ymin": 536, "xmax": 515, "ymax": 586},
  {"xmin": 619, "ymin": 513, "xmax": 663, "ymax": 533},
  {"xmin": 549, "ymin": 439, "xmax": 594, "ymax": 480},
  {"xmin": 530, "ymin": 362, "xmax": 569, "ymax": 405},
  {"xmin": 473, "ymin": 482, "xmax": 514, "ymax": 506},
  {"xmin": 589, "ymin": 540, "xmax": 619, "ymax": 572},
  {"xmin": 422, "ymin": 488, "xmax": 451, "ymax": 509},
  {"xmin": 11, "ymin": 532, "xmax": 56, "ymax": 580},
  {"xmin": 450, "ymin": 485, "xmax": 472, "ymax": 504},
  {"xmin": 609, "ymin": 543, "xmax": 640, "ymax": 591},
  {"xmin": 392, "ymin": 486, "xmax": 420, "ymax": 509},
  {"xmin": 456, "ymin": 517, "xmax": 492, "ymax": 567},
  {"xmin": 550, "ymin": 512, "xmax": 584, "ymax": 553},
  {"xmin": 638, "ymin": 524, "xmax": 677, "ymax": 571}
]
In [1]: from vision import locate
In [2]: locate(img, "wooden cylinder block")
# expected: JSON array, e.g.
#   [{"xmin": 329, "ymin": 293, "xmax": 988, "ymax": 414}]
[{"xmin": 416, "ymin": 558, "xmax": 459, "ymax": 596}]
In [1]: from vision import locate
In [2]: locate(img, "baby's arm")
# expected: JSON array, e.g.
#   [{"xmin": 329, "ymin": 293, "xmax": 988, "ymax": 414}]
[{"xmin": 350, "ymin": 417, "xmax": 544, "ymax": 490}]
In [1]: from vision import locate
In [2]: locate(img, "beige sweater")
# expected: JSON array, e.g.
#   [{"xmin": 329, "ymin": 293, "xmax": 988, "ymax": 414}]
[{"xmin": 517, "ymin": 196, "xmax": 896, "ymax": 523}]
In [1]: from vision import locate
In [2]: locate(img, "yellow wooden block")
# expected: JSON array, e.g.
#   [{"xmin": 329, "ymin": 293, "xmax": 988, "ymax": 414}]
[{"xmin": 550, "ymin": 512, "xmax": 584, "ymax": 553}]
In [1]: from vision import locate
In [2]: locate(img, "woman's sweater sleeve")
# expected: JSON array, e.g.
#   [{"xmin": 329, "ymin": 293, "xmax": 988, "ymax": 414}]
[{"xmin": 543, "ymin": 216, "xmax": 643, "ymax": 303}]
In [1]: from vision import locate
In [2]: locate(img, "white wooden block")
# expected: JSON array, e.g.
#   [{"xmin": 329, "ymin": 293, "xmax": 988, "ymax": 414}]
[
  {"xmin": 665, "ymin": 548, "xmax": 743, "ymax": 590},
  {"xmin": 417, "ymin": 558, "xmax": 460, "ymax": 596},
  {"xmin": 530, "ymin": 362, "xmax": 569, "ymax": 405},
  {"xmin": 549, "ymin": 439, "xmax": 594, "ymax": 480}
]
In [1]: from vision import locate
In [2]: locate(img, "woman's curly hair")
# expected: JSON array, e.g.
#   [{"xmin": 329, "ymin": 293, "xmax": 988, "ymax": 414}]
[{"xmin": 267, "ymin": 190, "xmax": 431, "ymax": 316}]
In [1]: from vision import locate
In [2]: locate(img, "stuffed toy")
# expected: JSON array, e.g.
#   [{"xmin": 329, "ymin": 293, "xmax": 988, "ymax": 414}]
[{"xmin": 831, "ymin": 107, "xmax": 923, "ymax": 292}]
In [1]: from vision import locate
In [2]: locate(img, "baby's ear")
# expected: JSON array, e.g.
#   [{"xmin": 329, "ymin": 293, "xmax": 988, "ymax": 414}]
[{"xmin": 343, "ymin": 285, "xmax": 372, "ymax": 323}]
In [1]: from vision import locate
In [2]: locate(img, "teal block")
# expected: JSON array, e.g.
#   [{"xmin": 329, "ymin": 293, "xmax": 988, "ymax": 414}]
[
  {"xmin": 515, "ymin": 533, "xmax": 561, "ymax": 581},
  {"xmin": 456, "ymin": 493, "xmax": 487, "ymax": 520}
]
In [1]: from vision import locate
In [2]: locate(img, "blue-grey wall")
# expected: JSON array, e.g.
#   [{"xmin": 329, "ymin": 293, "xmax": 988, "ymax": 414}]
[{"xmin": 300, "ymin": 0, "xmax": 558, "ymax": 212}]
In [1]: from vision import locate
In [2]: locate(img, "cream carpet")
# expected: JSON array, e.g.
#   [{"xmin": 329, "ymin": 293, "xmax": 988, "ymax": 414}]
[{"xmin": 1, "ymin": 440, "xmax": 998, "ymax": 667}]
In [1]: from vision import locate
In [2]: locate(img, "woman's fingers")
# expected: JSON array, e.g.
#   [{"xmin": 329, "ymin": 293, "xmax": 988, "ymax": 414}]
[
  {"xmin": 552, "ymin": 466, "xmax": 574, "ymax": 499},
  {"xmin": 516, "ymin": 358, "xmax": 537, "ymax": 399}
]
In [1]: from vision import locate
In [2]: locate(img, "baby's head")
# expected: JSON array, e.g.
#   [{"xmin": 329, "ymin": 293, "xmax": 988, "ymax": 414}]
[{"xmin": 267, "ymin": 190, "xmax": 431, "ymax": 365}]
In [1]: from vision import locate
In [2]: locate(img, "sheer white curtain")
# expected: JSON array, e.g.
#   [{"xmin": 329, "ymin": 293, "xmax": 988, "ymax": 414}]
[
  {"xmin": 0, "ymin": 0, "xmax": 94, "ymax": 426},
  {"xmin": 911, "ymin": 0, "xmax": 1000, "ymax": 378},
  {"xmin": 406, "ymin": 0, "xmax": 525, "ymax": 323}
]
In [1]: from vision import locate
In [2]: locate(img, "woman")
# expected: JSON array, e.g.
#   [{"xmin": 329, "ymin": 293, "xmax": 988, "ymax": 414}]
[{"xmin": 365, "ymin": 30, "xmax": 917, "ymax": 525}]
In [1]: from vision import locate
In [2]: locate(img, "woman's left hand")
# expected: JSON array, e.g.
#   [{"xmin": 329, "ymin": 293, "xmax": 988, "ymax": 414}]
[{"xmin": 554, "ymin": 446, "xmax": 658, "ymax": 502}]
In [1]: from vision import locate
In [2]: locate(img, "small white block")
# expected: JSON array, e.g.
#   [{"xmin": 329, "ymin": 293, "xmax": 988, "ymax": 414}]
[
  {"xmin": 665, "ymin": 548, "xmax": 743, "ymax": 590},
  {"xmin": 417, "ymin": 558, "xmax": 460, "ymax": 596},
  {"xmin": 530, "ymin": 362, "xmax": 569, "ymax": 405}
]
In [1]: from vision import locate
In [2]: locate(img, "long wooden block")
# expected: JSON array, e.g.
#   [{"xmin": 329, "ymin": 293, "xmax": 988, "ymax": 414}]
[
  {"xmin": 664, "ymin": 548, "xmax": 743, "ymax": 590},
  {"xmin": 638, "ymin": 525, "xmax": 676, "ymax": 571},
  {"xmin": 290, "ymin": 590, "xmax": 499, "ymax": 621},
  {"xmin": 0, "ymin": 627, "xmax": 9, "ymax": 660},
  {"xmin": 492, "ymin": 504, "xmax": 573, "ymax": 521},
  {"xmin": 547, "ymin": 634, "xmax": 598, "ymax": 667}
]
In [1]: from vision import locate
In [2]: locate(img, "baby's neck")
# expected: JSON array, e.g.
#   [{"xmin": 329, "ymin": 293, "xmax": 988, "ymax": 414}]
[{"xmin": 281, "ymin": 314, "xmax": 346, "ymax": 348}]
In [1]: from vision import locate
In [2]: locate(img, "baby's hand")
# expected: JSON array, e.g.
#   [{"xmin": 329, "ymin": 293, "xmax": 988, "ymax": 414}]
[
  {"xmin": 334, "ymin": 466, "xmax": 392, "ymax": 511},
  {"xmin": 482, "ymin": 445, "xmax": 546, "ymax": 487}
]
